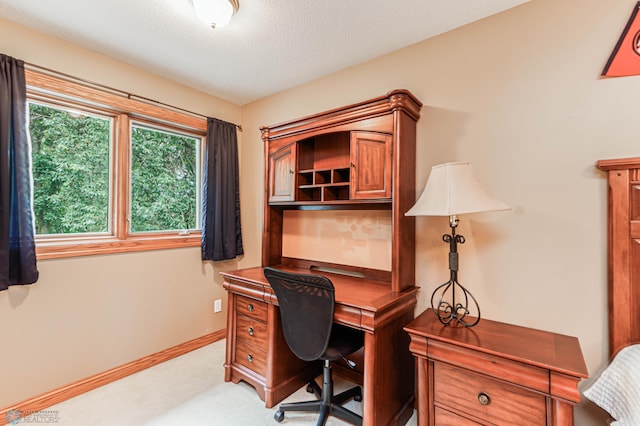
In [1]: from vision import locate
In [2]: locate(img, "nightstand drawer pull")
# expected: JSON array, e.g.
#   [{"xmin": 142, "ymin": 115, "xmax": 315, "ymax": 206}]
[
  {"xmin": 477, "ymin": 392, "xmax": 491, "ymax": 406},
  {"xmin": 247, "ymin": 327, "xmax": 254, "ymax": 336},
  {"xmin": 247, "ymin": 354, "xmax": 253, "ymax": 362},
  {"xmin": 247, "ymin": 303, "xmax": 254, "ymax": 312}
]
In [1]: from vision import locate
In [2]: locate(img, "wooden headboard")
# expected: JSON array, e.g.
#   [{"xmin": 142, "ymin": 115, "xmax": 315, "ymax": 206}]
[{"xmin": 597, "ymin": 157, "xmax": 640, "ymax": 357}]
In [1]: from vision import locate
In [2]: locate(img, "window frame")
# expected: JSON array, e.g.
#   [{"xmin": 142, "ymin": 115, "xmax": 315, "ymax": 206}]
[{"xmin": 26, "ymin": 70, "xmax": 206, "ymax": 260}]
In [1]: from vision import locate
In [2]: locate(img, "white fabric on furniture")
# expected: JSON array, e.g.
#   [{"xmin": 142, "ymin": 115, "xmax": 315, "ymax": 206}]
[{"xmin": 584, "ymin": 344, "xmax": 640, "ymax": 426}]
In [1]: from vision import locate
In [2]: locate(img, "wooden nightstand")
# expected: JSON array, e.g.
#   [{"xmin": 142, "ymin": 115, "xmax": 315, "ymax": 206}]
[{"xmin": 404, "ymin": 309, "xmax": 588, "ymax": 426}]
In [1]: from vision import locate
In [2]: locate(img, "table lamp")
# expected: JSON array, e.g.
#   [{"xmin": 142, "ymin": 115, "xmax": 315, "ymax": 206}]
[{"xmin": 406, "ymin": 162, "xmax": 510, "ymax": 327}]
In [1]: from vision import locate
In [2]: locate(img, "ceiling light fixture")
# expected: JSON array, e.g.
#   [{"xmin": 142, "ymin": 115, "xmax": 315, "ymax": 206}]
[{"xmin": 192, "ymin": 0, "xmax": 239, "ymax": 29}]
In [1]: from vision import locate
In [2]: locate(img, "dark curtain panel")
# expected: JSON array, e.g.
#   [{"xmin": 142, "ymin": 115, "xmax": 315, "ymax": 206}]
[
  {"xmin": 0, "ymin": 54, "xmax": 38, "ymax": 290},
  {"xmin": 202, "ymin": 117, "xmax": 244, "ymax": 261}
]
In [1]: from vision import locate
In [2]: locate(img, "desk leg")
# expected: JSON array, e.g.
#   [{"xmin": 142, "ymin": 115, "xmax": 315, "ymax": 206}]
[
  {"xmin": 363, "ymin": 308, "xmax": 415, "ymax": 426},
  {"xmin": 224, "ymin": 293, "xmax": 237, "ymax": 382}
]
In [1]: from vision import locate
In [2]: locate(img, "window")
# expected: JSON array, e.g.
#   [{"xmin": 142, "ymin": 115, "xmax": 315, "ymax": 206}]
[
  {"xmin": 29, "ymin": 102, "xmax": 113, "ymax": 236},
  {"xmin": 130, "ymin": 124, "xmax": 201, "ymax": 233},
  {"xmin": 26, "ymin": 70, "xmax": 207, "ymax": 259}
]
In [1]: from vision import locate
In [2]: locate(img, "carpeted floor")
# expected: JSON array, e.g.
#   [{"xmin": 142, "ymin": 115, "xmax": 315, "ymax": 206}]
[{"xmin": 47, "ymin": 339, "xmax": 417, "ymax": 425}]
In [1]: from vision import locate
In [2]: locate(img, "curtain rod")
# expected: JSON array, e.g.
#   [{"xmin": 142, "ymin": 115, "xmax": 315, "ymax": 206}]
[{"xmin": 24, "ymin": 62, "xmax": 242, "ymax": 132}]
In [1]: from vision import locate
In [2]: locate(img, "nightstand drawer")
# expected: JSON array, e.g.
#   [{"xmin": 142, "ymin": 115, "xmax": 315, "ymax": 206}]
[
  {"xmin": 428, "ymin": 339, "xmax": 549, "ymax": 393},
  {"xmin": 434, "ymin": 406, "xmax": 481, "ymax": 426},
  {"xmin": 434, "ymin": 362, "xmax": 546, "ymax": 425},
  {"xmin": 235, "ymin": 337, "xmax": 267, "ymax": 375},
  {"xmin": 236, "ymin": 314, "xmax": 268, "ymax": 346},
  {"xmin": 236, "ymin": 295, "xmax": 268, "ymax": 322}
]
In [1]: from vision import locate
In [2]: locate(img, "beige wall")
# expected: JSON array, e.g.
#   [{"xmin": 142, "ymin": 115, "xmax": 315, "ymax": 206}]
[
  {"xmin": 243, "ymin": 0, "xmax": 634, "ymax": 423},
  {"xmin": 0, "ymin": 18, "xmax": 246, "ymax": 407}
]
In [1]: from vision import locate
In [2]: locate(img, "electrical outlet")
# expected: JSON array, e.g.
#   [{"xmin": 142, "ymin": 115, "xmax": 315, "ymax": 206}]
[{"xmin": 214, "ymin": 299, "xmax": 222, "ymax": 313}]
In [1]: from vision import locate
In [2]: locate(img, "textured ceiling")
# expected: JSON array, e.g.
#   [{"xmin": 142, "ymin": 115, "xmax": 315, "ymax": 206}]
[{"xmin": 0, "ymin": 0, "xmax": 528, "ymax": 105}]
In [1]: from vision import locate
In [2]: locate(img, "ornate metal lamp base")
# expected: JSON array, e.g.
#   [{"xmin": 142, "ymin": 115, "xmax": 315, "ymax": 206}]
[
  {"xmin": 431, "ymin": 279, "xmax": 480, "ymax": 327},
  {"xmin": 430, "ymin": 215, "xmax": 481, "ymax": 328}
]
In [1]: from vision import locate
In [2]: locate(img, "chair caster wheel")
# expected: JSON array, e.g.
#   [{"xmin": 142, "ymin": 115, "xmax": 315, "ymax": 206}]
[
  {"xmin": 274, "ymin": 410, "xmax": 284, "ymax": 422},
  {"xmin": 306, "ymin": 384, "xmax": 315, "ymax": 393}
]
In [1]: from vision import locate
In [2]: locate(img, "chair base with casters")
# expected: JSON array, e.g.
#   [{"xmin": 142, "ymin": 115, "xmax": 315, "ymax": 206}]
[{"xmin": 274, "ymin": 359, "xmax": 362, "ymax": 426}]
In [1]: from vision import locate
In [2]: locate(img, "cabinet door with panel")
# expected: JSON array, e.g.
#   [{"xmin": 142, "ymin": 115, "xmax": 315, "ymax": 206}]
[
  {"xmin": 268, "ymin": 143, "xmax": 296, "ymax": 203},
  {"xmin": 350, "ymin": 131, "xmax": 392, "ymax": 200}
]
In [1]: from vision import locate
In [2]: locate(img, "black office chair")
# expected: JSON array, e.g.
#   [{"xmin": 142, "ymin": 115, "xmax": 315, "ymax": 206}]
[{"xmin": 263, "ymin": 267, "xmax": 364, "ymax": 426}]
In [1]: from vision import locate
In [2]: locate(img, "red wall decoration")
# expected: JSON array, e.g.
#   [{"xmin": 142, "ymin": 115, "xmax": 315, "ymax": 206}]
[{"xmin": 603, "ymin": 2, "xmax": 640, "ymax": 77}]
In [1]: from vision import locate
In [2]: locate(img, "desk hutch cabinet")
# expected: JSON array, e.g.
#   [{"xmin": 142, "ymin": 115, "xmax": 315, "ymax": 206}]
[
  {"xmin": 222, "ymin": 90, "xmax": 423, "ymax": 426},
  {"xmin": 259, "ymin": 89, "xmax": 422, "ymax": 289},
  {"xmin": 404, "ymin": 309, "xmax": 588, "ymax": 426}
]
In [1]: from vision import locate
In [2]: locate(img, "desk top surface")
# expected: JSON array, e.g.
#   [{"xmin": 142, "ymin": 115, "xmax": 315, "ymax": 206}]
[{"xmin": 221, "ymin": 265, "xmax": 417, "ymax": 313}]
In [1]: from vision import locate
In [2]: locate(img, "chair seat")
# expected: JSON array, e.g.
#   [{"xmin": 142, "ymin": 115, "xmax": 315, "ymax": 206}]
[{"xmin": 321, "ymin": 324, "xmax": 364, "ymax": 361}]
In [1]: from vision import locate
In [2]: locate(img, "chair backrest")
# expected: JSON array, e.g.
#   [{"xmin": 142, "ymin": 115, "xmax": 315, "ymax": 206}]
[{"xmin": 263, "ymin": 267, "xmax": 335, "ymax": 361}]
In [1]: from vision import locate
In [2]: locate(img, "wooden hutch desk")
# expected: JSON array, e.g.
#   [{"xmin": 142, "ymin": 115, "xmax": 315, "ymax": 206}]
[{"xmin": 222, "ymin": 90, "xmax": 423, "ymax": 425}]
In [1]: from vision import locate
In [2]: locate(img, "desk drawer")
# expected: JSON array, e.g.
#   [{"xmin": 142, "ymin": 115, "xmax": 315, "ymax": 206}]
[
  {"xmin": 434, "ymin": 362, "xmax": 546, "ymax": 425},
  {"xmin": 235, "ymin": 337, "xmax": 267, "ymax": 376},
  {"xmin": 236, "ymin": 314, "xmax": 268, "ymax": 347},
  {"xmin": 236, "ymin": 295, "xmax": 268, "ymax": 322}
]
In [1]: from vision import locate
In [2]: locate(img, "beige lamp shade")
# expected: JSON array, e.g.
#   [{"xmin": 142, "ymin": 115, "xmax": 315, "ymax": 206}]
[{"xmin": 406, "ymin": 162, "xmax": 510, "ymax": 216}]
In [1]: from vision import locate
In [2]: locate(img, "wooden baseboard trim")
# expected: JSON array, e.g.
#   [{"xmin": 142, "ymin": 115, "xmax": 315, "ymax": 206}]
[{"xmin": 1, "ymin": 329, "xmax": 226, "ymax": 424}]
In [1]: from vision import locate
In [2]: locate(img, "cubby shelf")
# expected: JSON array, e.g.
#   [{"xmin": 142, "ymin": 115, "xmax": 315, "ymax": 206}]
[{"xmin": 296, "ymin": 166, "xmax": 351, "ymax": 202}]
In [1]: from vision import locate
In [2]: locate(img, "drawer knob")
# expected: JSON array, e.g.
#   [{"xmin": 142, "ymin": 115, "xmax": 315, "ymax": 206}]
[
  {"xmin": 247, "ymin": 354, "xmax": 253, "ymax": 363},
  {"xmin": 247, "ymin": 327, "xmax": 254, "ymax": 336},
  {"xmin": 247, "ymin": 303, "xmax": 254, "ymax": 312},
  {"xmin": 477, "ymin": 392, "xmax": 491, "ymax": 406}
]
